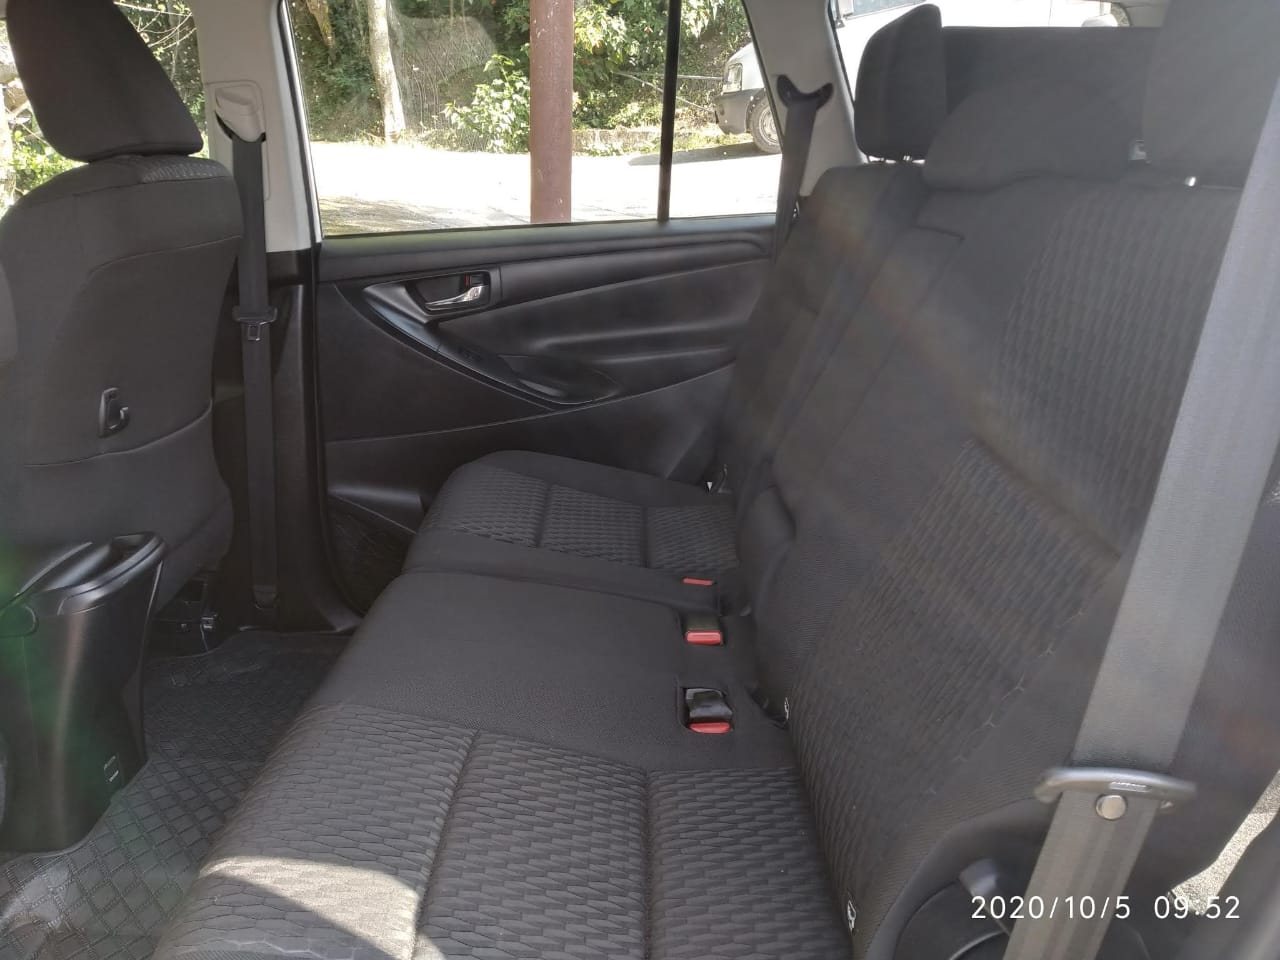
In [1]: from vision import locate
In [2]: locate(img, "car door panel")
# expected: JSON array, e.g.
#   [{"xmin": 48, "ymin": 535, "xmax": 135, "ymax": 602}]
[
  {"xmin": 316, "ymin": 216, "xmax": 770, "ymax": 604},
  {"xmin": 326, "ymin": 365, "xmax": 730, "ymax": 533}
]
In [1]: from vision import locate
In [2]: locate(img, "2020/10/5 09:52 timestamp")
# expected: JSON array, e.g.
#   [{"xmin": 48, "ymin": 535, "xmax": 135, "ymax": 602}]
[{"xmin": 972, "ymin": 894, "xmax": 1241, "ymax": 922}]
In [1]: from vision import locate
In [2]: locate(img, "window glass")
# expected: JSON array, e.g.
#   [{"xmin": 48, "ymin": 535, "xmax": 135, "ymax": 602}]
[
  {"xmin": 0, "ymin": 1, "xmax": 206, "ymax": 212},
  {"xmin": 669, "ymin": 2, "xmax": 778, "ymax": 218},
  {"xmin": 851, "ymin": 0, "xmax": 919, "ymax": 18},
  {"xmin": 288, "ymin": 0, "xmax": 781, "ymax": 235}
]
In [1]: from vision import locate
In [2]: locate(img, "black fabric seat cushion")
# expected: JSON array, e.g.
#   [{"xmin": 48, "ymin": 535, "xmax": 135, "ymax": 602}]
[
  {"xmin": 314, "ymin": 570, "xmax": 791, "ymax": 771},
  {"xmin": 408, "ymin": 450, "xmax": 737, "ymax": 608},
  {"xmin": 154, "ymin": 571, "xmax": 846, "ymax": 960},
  {"xmin": 155, "ymin": 704, "xmax": 846, "ymax": 960}
]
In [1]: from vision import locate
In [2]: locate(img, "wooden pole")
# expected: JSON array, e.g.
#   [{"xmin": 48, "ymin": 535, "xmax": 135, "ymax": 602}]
[{"xmin": 529, "ymin": 0, "xmax": 573, "ymax": 222}]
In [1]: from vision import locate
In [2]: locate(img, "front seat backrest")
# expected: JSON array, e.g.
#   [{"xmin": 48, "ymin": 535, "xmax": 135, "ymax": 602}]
[{"xmin": 0, "ymin": 0, "xmax": 243, "ymax": 604}]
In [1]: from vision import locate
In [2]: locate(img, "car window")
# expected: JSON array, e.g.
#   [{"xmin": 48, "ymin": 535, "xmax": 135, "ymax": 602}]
[
  {"xmin": 287, "ymin": 0, "xmax": 778, "ymax": 236},
  {"xmin": 0, "ymin": 1, "xmax": 206, "ymax": 212},
  {"xmin": 851, "ymin": 0, "xmax": 920, "ymax": 17}
]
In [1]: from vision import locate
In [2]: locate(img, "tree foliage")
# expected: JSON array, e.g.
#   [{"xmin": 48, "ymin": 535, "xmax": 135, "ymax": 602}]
[
  {"xmin": 290, "ymin": 0, "xmax": 751, "ymax": 149},
  {"xmin": 1, "ymin": 0, "xmax": 753, "ymax": 207},
  {"xmin": 443, "ymin": 54, "xmax": 531, "ymax": 152}
]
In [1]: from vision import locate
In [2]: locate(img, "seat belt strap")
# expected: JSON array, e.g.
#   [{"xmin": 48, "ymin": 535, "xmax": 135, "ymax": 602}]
[
  {"xmin": 224, "ymin": 122, "xmax": 279, "ymax": 615},
  {"xmin": 1004, "ymin": 75, "xmax": 1280, "ymax": 960},
  {"xmin": 773, "ymin": 76, "xmax": 833, "ymax": 260}
]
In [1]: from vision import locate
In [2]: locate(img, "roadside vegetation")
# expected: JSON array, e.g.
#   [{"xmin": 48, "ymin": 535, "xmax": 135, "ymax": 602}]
[
  {"xmin": 0, "ymin": 0, "xmax": 751, "ymax": 212},
  {"xmin": 289, "ymin": 0, "xmax": 752, "ymax": 153}
]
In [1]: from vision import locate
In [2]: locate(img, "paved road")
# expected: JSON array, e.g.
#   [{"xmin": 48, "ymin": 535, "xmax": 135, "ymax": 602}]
[
  {"xmin": 1177, "ymin": 770, "xmax": 1278, "ymax": 907},
  {"xmin": 311, "ymin": 140, "xmax": 781, "ymax": 234}
]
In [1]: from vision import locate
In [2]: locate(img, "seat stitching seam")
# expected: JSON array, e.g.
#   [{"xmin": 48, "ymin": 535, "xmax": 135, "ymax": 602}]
[{"xmin": 413, "ymin": 727, "xmax": 481, "ymax": 954}]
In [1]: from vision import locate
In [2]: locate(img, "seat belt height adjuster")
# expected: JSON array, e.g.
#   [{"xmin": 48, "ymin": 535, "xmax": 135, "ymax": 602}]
[
  {"xmin": 1034, "ymin": 766, "xmax": 1196, "ymax": 820},
  {"xmin": 234, "ymin": 305, "xmax": 277, "ymax": 342}
]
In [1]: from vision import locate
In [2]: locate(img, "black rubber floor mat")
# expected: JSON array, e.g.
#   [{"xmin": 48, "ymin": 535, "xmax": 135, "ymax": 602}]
[{"xmin": 0, "ymin": 631, "xmax": 343, "ymax": 960}]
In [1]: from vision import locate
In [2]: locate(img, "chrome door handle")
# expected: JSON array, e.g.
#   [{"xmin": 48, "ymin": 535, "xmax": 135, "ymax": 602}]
[{"xmin": 424, "ymin": 282, "xmax": 488, "ymax": 314}]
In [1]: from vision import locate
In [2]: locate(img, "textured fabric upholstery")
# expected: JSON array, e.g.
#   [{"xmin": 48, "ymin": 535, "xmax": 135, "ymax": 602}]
[
  {"xmin": 785, "ymin": 181, "xmax": 1252, "ymax": 955},
  {"xmin": 410, "ymin": 451, "xmax": 736, "ymax": 609},
  {"xmin": 157, "ymin": 703, "xmax": 846, "ymax": 960},
  {"xmin": 7, "ymin": 0, "xmax": 204, "ymax": 161},
  {"xmin": 0, "ymin": 13, "xmax": 241, "ymax": 601},
  {"xmin": 424, "ymin": 454, "xmax": 734, "ymax": 571},
  {"xmin": 156, "ymin": 6, "xmax": 1280, "ymax": 960},
  {"xmin": 0, "ymin": 266, "xmax": 13, "ymax": 371},
  {"xmin": 314, "ymin": 570, "xmax": 792, "ymax": 771},
  {"xmin": 1143, "ymin": 0, "xmax": 1280, "ymax": 185},
  {"xmin": 924, "ymin": 77, "xmax": 1134, "ymax": 190},
  {"xmin": 854, "ymin": 3, "xmax": 947, "ymax": 160}
]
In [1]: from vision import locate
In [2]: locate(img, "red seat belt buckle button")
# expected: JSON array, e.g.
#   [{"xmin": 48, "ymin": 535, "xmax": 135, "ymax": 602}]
[
  {"xmin": 683, "ymin": 613, "xmax": 723, "ymax": 646},
  {"xmin": 683, "ymin": 577, "xmax": 715, "ymax": 586},
  {"xmin": 689, "ymin": 720, "xmax": 731, "ymax": 735},
  {"xmin": 685, "ymin": 629, "xmax": 723, "ymax": 646}
]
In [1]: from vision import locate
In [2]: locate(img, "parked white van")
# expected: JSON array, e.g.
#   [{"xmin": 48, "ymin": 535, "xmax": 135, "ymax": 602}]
[{"xmin": 715, "ymin": 0, "xmax": 1121, "ymax": 152}]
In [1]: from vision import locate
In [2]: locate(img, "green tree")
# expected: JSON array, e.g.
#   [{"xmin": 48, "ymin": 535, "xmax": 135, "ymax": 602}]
[{"xmin": 447, "ymin": 0, "xmax": 749, "ymax": 151}]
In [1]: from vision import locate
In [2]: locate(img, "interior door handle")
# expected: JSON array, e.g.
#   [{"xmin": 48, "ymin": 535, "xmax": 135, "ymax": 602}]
[{"xmin": 424, "ymin": 281, "xmax": 489, "ymax": 314}]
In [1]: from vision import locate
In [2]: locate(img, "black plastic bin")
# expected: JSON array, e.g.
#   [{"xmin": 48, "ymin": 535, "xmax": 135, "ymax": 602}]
[{"xmin": 0, "ymin": 533, "xmax": 164, "ymax": 851}]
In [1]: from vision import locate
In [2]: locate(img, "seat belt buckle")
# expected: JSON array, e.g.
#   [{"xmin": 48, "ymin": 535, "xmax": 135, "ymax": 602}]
[
  {"xmin": 683, "ymin": 687, "xmax": 732, "ymax": 734},
  {"xmin": 234, "ymin": 306, "xmax": 277, "ymax": 342},
  {"xmin": 1034, "ymin": 766, "xmax": 1196, "ymax": 819},
  {"xmin": 683, "ymin": 612, "xmax": 723, "ymax": 646},
  {"xmin": 682, "ymin": 577, "xmax": 715, "ymax": 587}
]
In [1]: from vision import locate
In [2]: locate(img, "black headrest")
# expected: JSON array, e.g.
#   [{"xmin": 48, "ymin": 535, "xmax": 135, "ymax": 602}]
[
  {"xmin": 8, "ymin": 0, "xmax": 202, "ymax": 163},
  {"xmin": 1143, "ymin": 0, "xmax": 1280, "ymax": 186},
  {"xmin": 924, "ymin": 77, "xmax": 1132, "ymax": 191},
  {"xmin": 855, "ymin": 4, "xmax": 947, "ymax": 160}
]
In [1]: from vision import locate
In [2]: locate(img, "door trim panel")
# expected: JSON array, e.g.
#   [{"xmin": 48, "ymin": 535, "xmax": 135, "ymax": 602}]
[{"xmin": 318, "ymin": 214, "xmax": 773, "ymax": 283}]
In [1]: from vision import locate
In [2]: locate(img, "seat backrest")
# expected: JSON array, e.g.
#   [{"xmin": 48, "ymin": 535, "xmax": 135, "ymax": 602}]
[
  {"xmin": 0, "ymin": 0, "xmax": 243, "ymax": 603},
  {"xmin": 750, "ymin": 1, "xmax": 1280, "ymax": 955},
  {"xmin": 714, "ymin": 4, "xmax": 946, "ymax": 502},
  {"xmin": 747, "ymin": 39, "xmax": 1140, "ymax": 702}
]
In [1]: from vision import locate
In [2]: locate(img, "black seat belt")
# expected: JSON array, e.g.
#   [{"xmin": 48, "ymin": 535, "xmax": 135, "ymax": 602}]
[
  {"xmin": 1004, "ymin": 75, "xmax": 1280, "ymax": 960},
  {"xmin": 773, "ymin": 76, "xmax": 833, "ymax": 260},
  {"xmin": 220, "ymin": 115, "xmax": 279, "ymax": 616}
]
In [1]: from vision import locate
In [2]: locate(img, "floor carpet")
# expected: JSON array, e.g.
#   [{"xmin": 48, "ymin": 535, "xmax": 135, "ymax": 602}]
[{"xmin": 0, "ymin": 632, "xmax": 342, "ymax": 960}]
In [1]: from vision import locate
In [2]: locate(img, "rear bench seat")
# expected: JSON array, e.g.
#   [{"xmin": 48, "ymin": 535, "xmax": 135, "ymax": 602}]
[
  {"xmin": 405, "ymin": 7, "xmax": 951, "ymax": 614},
  {"xmin": 156, "ymin": 3, "xmax": 1280, "ymax": 959}
]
